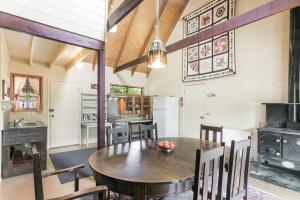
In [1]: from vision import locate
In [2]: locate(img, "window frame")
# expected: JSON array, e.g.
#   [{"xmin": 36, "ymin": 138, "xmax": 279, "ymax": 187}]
[
  {"xmin": 10, "ymin": 73, "xmax": 43, "ymax": 112},
  {"xmin": 110, "ymin": 84, "xmax": 144, "ymax": 95}
]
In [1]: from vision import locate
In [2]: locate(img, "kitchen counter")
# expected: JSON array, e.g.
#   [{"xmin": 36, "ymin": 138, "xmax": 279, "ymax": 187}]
[
  {"xmin": 2, "ymin": 121, "xmax": 47, "ymax": 178},
  {"xmin": 128, "ymin": 119, "xmax": 153, "ymax": 124},
  {"xmin": 3, "ymin": 121, "xmax": 47, "ymax": 131}
]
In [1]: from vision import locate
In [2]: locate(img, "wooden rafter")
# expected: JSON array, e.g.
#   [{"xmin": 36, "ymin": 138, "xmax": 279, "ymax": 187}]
[
  {"xmin": 107, "ymin": 0, "xmax": 143, "ymax": 31},
  {"xmin": 113, "ymin": 9, "xmax": 138, "ymax": 72},
  {"xmin": 115, "ymin": 0, "xmax": 300, "ymax": 73},
  {"xmin": 49, "ymin": 44, "xmax": 68, "ymax": 68},
  {"xmin": 131, "ymin": 0, "xmax": 168, "ymax": 76},
  {"xmin": 65, "ymin": 49, "xmax": 90, "ymax": 70},
  {"xmin": 93, "ymin": 52, "xmax": 98, "ymax": 71},
  {"xmin": 0, "ymin": 11, "xmax": 104, "ymax": 50},
  {"xmin": 29, "ymin": 36, "xmax": 36, "ymax": 65}
]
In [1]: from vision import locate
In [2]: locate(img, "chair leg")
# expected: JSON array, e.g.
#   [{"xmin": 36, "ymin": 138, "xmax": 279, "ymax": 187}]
[
  {"xmin": 107, "ymin": 189, "xmax": 111, "ymax": 199},
  {"xmin": 98, "ymin": 191, "xmax": 105, "ymax": 200},
  {"xmin": 74, "ymin": 169, "xmax": 79, "ymax": 192}
]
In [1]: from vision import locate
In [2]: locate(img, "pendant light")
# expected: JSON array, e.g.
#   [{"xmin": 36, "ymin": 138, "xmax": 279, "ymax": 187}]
[{"xmin": 147, "ymin": 0, "xmax": 167, "ymax": 69}]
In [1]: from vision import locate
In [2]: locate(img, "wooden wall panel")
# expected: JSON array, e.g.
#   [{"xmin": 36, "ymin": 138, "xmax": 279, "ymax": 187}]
[{"xmin": 0, "ymin": 0, "xmax": 106, "ymax": 40}]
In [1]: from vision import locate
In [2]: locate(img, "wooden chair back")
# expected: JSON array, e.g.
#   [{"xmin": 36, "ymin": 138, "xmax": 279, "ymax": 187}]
[
  {"xmin": 200, "ymin": 124, "xmax": 223, "ymax": 143},
  {"xmin": 193, "ymin": 143, "xmax": 225, "ymax": 200},
  {"xmin": 106, "ymin": 126, "xmax": 130, "ymax": 146},
  {"xmin": 138, "ymin": 123, "xmax": 158, "ymax": 140},
  {"xmin": 32, "ymin": 143, "xmax": 44, "ymax": 200},
  {"xmin": 226, "ymin": 137, "xmax": 251, "ymax": 200}
]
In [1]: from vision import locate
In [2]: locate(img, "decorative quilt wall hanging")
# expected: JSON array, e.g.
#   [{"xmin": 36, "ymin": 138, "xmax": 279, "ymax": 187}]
[{"xmin": 183, "ymin": 0, "xmax": 236, "ymax": 81}]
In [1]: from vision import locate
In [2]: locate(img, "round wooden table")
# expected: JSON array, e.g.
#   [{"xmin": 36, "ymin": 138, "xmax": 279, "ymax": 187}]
[{"xmin": 89, "ymin": 137, "xmax": 221, "ymax": 200}]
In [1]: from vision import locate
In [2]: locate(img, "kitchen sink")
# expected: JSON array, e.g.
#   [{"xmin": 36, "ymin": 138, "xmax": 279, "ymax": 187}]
[{"xmin": 8, "ymin": 122, "xmax": 40, "ymax": 128}]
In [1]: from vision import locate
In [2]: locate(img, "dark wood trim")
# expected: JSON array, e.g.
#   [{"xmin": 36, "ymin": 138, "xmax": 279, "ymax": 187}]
[
  {"xmin": 0, "ymin": 11, "xmax": 104, "ymax": 50},
  {"xmin": 107, "ymin": 0, "xmax": 144, "ymax": 30},
  {"xmin": 115, "ymin": 0, "xmax": 300, "ymax": 73},
  {"xmin": 115, "ymin": 55, "xmax": 147, "ymax": 73},
  {"xmin": 97, "ymin": 50, "xmax": 106, "ymax": 149}
]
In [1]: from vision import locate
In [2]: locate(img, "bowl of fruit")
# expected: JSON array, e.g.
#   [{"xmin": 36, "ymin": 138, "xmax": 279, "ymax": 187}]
[{"xmin": 158, "ymin": 140, "xmax": 175, "ymax": 152}]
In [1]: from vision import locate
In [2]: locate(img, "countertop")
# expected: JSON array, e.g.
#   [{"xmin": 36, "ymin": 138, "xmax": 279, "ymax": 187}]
[{"xmin": 3, "ymin": 121, "xmax": 47, "ymax": 131}]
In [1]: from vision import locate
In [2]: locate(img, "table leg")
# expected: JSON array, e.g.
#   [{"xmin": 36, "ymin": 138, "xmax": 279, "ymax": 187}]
[
  {"xmin": 86, "ymin": 127, "xmax": 89, "ymax": 148},
  {"xmin": 133, "ymin": 184, "xmax": 146, "ymax": 200}
]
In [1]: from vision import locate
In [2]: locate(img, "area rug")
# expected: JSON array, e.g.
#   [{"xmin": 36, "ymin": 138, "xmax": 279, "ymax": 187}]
[
  {"xmin": 108, "ymin": 186, "xmax": 282, "ymax": 200},
  {"xmin": 250, "ymin": 162, "xmax": 300, "ymax": 192},
  {"xmin": 49, "ymin": 148, "xmax": 96, "ymax": 184}
]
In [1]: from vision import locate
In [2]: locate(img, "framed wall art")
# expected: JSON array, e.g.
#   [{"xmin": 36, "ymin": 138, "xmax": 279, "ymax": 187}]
[{"xmin": 183, "ymin": 0, "xmax": 236, "ymax": 81}]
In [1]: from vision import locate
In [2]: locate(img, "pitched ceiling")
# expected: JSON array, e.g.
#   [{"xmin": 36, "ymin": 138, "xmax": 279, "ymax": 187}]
[
  {"xmin": 1, "ymin": 28, "xmax": 96, "ymax": 70},
  {"xmin": 106, "ymin": 0, "xmax": 189, "ymax": 75}
]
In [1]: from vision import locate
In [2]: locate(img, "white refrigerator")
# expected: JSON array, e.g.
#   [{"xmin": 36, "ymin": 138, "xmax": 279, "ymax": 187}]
[{"xmin": 153, "ymin": 96, "xmax": 179, "ymax": 138}]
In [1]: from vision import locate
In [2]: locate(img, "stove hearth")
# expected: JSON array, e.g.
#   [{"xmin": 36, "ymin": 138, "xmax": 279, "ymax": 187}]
[{"xmin": 258, "ymin": 7, "xmax": 300, "ymax": 172}]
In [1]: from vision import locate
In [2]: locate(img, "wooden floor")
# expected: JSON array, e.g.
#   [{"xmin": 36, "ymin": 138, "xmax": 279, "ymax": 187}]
[{"xmin": 0, "ymin": 144, "xmax": 299, "ymax": 200}]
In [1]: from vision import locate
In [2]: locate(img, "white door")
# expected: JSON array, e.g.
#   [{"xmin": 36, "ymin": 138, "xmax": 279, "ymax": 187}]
[
  {"xmin": 183, "ymin": 84, "xmax": 206, "ymax": 138},
  {"xmin": 50, "ymin": 81, "xmax": 80, "ymax": 148}
]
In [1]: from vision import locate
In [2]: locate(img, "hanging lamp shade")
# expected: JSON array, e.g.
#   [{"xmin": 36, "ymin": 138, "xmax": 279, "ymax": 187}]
[
  {"xmin": 147, "ymin": 0, "xmax": 167, "ymax": 69},
  {"xmin": 147, "ymin": 39, "xmax": 167, "ymax": 69}
]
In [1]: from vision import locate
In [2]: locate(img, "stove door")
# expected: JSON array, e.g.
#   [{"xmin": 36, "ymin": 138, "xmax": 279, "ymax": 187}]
[
  {"xmin": 282, "ymin": 134, "xmax": 300, "ymax": 162},
  {"xmin": 259, "ymin": 131, "xmax": 282, "ymax": 158}
]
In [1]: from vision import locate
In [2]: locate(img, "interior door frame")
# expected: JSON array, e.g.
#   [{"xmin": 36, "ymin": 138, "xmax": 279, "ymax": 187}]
[
  {"xmin": 49, "ymin": 80, "xmax": 80, "ymax": 148},
  {"xmin": 182, "ymin": 83, "xmax": 206, "ymax": 137},
  {"xmin": 0, "ymin": 11, "xmax": 106, "ymax": 149}
]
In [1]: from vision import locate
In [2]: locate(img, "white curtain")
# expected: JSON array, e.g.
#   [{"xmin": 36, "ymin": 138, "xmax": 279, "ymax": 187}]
[
  {"xmin": 28, "ymin": 77, "xmax": 41, "ymax": 112},
  {"xmin": 13, "ymin": 77, "xmax": 27, "ymax": 112}
]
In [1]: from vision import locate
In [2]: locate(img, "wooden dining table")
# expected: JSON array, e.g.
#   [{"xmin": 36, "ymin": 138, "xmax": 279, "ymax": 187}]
[{"xmin": 89, "ymin": 137, "xmax": 228, "ymax": 200}]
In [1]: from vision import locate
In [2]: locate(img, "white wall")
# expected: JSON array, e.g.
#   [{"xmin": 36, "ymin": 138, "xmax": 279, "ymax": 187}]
[
  {"xmin": 148, "ymin": 0, "xmax": 289, "ymax": 139},
  {"xmin": 0, "ymin": 0, "xmax": 106, "ymax": 40}
]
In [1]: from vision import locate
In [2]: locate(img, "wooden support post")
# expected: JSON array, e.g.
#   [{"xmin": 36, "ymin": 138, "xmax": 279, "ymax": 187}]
[{"xmin": 97, "ymin": 50, "xmax": 106, "ymax": 149}]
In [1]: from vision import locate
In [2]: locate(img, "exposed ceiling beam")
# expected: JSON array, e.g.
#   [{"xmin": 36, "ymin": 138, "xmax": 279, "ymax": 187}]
[
  {"xmin": 49, "ymin": 44, "xmax": 68, "ymax": 68},
  {"xmin": 65, "ymin": 49, "xmax": 90, "ymax": 70},
  {"xmin": 92, "ymin": 52, "xmax": 98, "ymax": 71},
  {"xmin": 115, "ymin": 0, "xmax": 300, "ymax": 73},
  {"xmin": 113, "ymin": 9, "xmax": 138, "ymax": 72},
  {"xmin": 29, "ymin": 36, "xmax": 36, "ymax": 65},
  {"xmin": 131, "ymin": 0, "xmax": 168, "ymax": 76},
  {"xmin": 107, "ymin": 0, "xmax": 143, "ymax": 31}
]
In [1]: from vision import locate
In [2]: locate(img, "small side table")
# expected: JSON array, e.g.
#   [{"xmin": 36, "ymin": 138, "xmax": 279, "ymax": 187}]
[{"xmin": 81, "ymin": 122, "xmax": 112, "ymax": 148}]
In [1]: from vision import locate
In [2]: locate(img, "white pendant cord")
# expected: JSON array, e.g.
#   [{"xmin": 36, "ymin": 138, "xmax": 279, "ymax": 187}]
[{"xmin": 155, "ymin": 0, "xmax": 160, "ymax": 40}]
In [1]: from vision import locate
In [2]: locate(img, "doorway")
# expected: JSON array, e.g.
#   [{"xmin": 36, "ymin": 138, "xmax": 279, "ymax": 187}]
[
  {"xmin": 183, "ymin": 84, "xmax": 206, "ymax": 138},
  {"xmin": 49, "ymin": 81, "xmax": 80, "ymax": 148}
]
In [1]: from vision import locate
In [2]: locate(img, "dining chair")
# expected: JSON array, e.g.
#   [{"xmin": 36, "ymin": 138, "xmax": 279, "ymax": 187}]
[
  {"xmin": 106, "ymin": 126, "xmax": 131, "ymax": 146},
  {"xmin": 193, "ymin": 143, "xmax": 225, "ymax": 200},
  {"xmin": 31, "ymin": 142, "xmax": 107, "ymax": 200},
  {"xmin": 200, "ymin": 124, "xmax": 223, "ymax": 143},
  {"xmin": 225, "ymin": 137, "xmax": 251, "ymax": 200},
  {"xmin": 138, "ymin": 123, "xmax": 158, "ymax": 141}
]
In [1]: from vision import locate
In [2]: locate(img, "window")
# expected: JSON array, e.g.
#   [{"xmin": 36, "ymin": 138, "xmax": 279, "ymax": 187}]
[
  {"xmin": 110, "ymin": 85, "xmax": 143, "ymax": 95},
  {"xmin": 11, "ymin": 73, "xmax": 42, "ymax": 112}
]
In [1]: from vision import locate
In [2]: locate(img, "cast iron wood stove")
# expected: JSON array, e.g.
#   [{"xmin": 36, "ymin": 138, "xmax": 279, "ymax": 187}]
[{"xmin": 258, "ymin": 7, "xmax": 300, "ymax": 172}]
